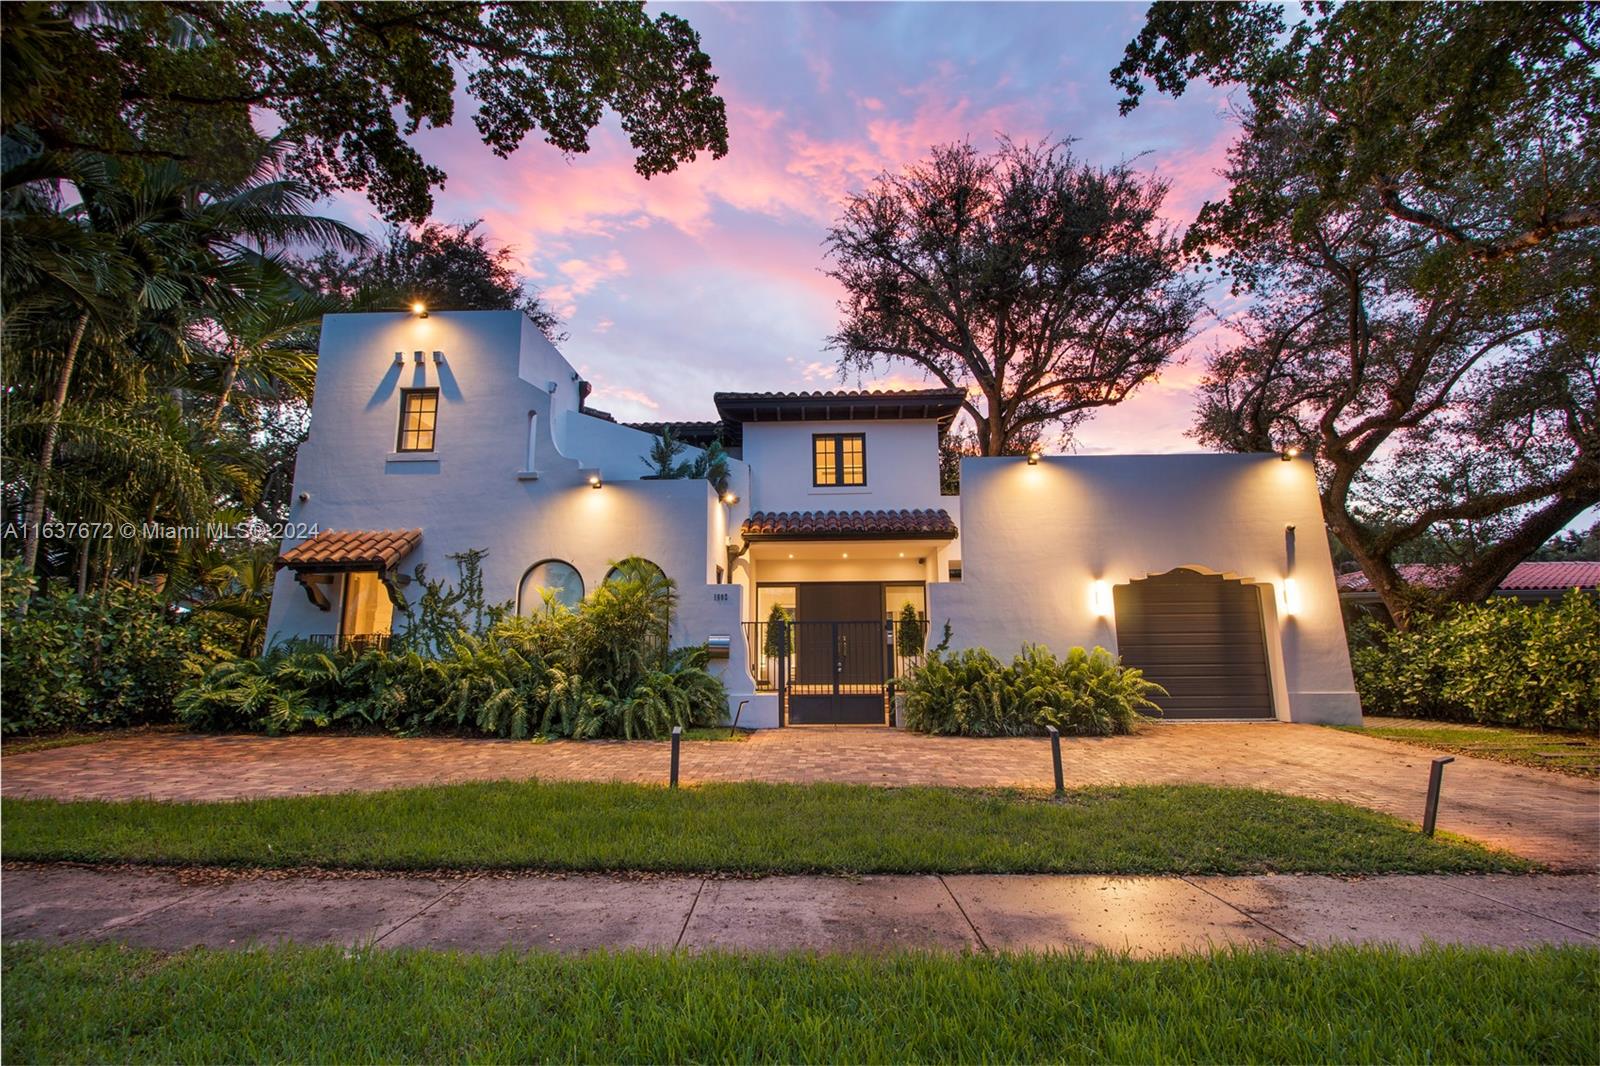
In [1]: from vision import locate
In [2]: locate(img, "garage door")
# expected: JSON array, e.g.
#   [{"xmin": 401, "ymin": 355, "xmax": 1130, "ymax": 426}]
[{"xmin": 1112, "ymin": 568, "xmax": 1275, "ymax": 720}]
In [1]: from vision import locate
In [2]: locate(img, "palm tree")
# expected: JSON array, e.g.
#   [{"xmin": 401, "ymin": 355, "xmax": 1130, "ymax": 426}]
[
  {"xmin": 2, "ymin": 147, "xmax": 367, "ymax": 579},
  {"xmin": 204, "ymin": 291, "xmax": 341, "ymax": 432}
]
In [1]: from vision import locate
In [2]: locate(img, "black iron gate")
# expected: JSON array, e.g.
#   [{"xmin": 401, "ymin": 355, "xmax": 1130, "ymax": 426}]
[{"xmin": 782, "ymin": 620, "xmax": 890, "ymax": 724}]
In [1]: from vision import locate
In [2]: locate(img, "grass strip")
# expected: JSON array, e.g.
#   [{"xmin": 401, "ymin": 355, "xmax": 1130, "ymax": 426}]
[
  {"xmin": 1342, "ymin": 723, "xmax": 1600, "ymax": 778},
  {"xmin": 1, "ymin": 781, "xmax": 1526, "ymax": 874},
  {"xmin": 0, "ymin": 725, "xmax": 183, "ymax": 755},
  {"xmin": 5, "ymin": 941, "xmax": 1596, "ymax": 1063}
]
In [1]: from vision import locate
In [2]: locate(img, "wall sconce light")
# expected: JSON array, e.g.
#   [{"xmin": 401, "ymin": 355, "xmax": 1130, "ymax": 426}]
[
  {"xmin": 1281, "ymin": 578, "xmax": 1302, "ymax": 615},
  {"xmin": 588, "ymin": 473, "xmax": 602, "ymax": 490},
  {"xmin": 393, "ymin": 351, "xmax": 404, "ymax": 366},
  {"xmin": 1026, "ymin": 447, "xmax": 1041, "ymax": 465},
  {"xmin": 432, "ymin": 350, "xmax": 444, "ymax": 364},
  {"xmin": 1089, "ymin": 579, "xmax": 1113, "ymax": 617},
  {"xmin": 412, "ymin": 350, "xmax": 424, "ymax": 364},
  {"xmin": 1281, "ymin": 445, "xmax": 1302, "ymax": 461},
  {"xmin": 721, "ymin": 491, "xmax": 739, "ymax": 505},
  {"xmin": 411, "ymin": 301, "xmax": 428, "ymax": 318}
]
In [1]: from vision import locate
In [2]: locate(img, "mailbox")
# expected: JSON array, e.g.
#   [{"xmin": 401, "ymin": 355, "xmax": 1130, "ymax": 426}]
[{"xmin": 706, "ymin": 634, "xmax": 732, "ymax": 659}]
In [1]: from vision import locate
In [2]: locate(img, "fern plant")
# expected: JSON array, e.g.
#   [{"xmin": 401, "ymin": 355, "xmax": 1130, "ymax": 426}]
[{"xmin": 901, "ymin": 644, "xmax": 1159, "ymax": 737}]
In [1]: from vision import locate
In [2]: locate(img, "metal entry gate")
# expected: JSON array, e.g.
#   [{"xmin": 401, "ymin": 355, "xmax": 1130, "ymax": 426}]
[{"xmin": 781, "ymin": 620, "xmax": 890, "ymax": 725}]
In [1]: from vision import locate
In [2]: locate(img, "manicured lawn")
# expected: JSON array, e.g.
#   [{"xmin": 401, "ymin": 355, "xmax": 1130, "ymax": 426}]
[
  {"xmin": 5, "ymin": 942, "xmax": 1595, "ymax": 1063},
  {"xmin": 1343, "ymin": 721, "xmax": 1600, "ymax": 778},
  {"xmin": 1, "ymin": 780, "xmax": 1525, "ymax": 874}
]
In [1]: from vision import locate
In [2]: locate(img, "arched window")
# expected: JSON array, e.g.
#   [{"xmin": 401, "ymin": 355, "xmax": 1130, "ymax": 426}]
[
  {"xmin": 604, "ymin": 558, "xmax": 666, "ymax": 586},
  {"xmin": 518, "ymin": 560, "xmax": 584, "ymax": 614}
]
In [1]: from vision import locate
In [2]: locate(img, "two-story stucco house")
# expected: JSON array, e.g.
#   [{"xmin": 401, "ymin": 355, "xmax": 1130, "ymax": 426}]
[{"xmin": 267, "ymin": 310, "xmax": 1363, "ymax": 728}]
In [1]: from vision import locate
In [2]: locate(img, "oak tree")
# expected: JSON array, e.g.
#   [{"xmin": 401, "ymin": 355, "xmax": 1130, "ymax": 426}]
[
  {"xmin": 1116, "ymin": 3, "xmax": 1600, "ymax": 624},
  {"xmin": 826, "ymin": 140, "xmax": 1202, "ymax": 456},
  {"xmin": 292, "ymin": 221, "xmax": 562, "ymax": 341},
  {"xmin": 2, "ymin": 1, "xmax": 730, "ymax": 221}
]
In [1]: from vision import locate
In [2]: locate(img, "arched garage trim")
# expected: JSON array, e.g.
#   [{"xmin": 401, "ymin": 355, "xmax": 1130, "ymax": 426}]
[{"xmin": 1112, "ymin": 567, "xmax": 1280, "ymax": 721}]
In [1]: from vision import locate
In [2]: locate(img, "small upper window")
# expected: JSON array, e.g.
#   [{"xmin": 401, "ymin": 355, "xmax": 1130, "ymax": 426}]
[
  {"xmin": 397, "ymin": 388, "xmax": 439, "ymax": 452},
  {"xmin": 813, "ymin": 433, "xmax": 865, "ymax": 486}
]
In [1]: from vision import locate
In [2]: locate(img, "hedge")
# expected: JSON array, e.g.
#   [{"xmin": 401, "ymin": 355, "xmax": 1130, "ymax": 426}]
[{"xmin": 1351, "ymin": 591, "xmax": 1600, "ymax": 733}]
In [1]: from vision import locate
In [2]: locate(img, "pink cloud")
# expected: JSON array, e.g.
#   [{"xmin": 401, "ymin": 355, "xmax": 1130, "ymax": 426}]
[{"xmin": 312, "ymin": 4, "xmax": 1240, "ymax": 449}]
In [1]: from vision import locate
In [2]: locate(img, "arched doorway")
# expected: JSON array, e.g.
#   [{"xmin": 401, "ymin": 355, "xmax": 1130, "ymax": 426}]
[{"xmin": 1112, "ymin": 568, "xmax": 1275, "ymax": 720}]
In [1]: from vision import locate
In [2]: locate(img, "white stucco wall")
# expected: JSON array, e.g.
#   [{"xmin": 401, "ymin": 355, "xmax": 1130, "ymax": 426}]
[
  {"xmin": 265, "ymin": 310, "xmax": 759, "ymax": 720},
  {"xmin": 929, "ymin": 453, "xmax": 1361, "ymax": 725},
  {"xmin": 269, "ymin": 311, "xmax": 1356, "ymax": 729},
  {"xmin": 742, "ymin": 420, "xmax": 945, "ymax": 513}
]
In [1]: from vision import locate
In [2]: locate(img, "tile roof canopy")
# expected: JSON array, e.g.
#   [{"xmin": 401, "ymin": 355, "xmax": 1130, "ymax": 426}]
[
  {"xmin": 714, "ymin": 388, "xmax": 967, "ymax": 427},
  {"xmin": 741, "ymin": 508, "xmax": 958, "ymax": 540},
  {"xmin": 623, "ymin": 420, "xmax": 734, "ymax": 450},
  {"xmin": 1336, "ymin": 561, "xmax": 1600, "ymax": 593},
  {"xmin": 277, "ymin": 529, "xmax": 422, "ymax": 573}
]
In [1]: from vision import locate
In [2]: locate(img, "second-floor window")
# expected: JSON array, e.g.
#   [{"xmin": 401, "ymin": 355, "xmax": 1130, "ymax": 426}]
[
  {"xmin": 397, "ymin": 388, "xmax": 439, "ymax": 452},
  {"xmin": 813, "ymin": 432, "xmax": 866, "ymax": 486}
]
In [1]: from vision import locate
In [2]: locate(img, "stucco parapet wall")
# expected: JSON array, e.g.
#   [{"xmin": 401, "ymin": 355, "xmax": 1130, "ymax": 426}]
[{"xmin": 931, "ymin": 452, "xmax": 1362, "ymax": 726}]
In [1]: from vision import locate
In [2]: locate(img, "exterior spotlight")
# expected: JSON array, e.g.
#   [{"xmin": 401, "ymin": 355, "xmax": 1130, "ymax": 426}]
[
  {"xmin": 1281, "ymin": 445, "xmax": 1302, "ymax": 461},
  {"xmin": 1089, "ymin": 580, "xmax": 1113, "ymax": 617},
  {"xmin": 721, "ymin": 491, "xmax": 739, "ymax": 505},
  {"xmin": 1026, "ymin": 447, "xmax": 1041, "ymax": 465},
  {"xmin": 411, "ymin": 301, "xmax": 428, "ymax": 318},
  {"xmin": 588, "ymin": 473, "xmax": 602, "ymax": 489},
  {"xmin": 842, "ymin": 552, "xmax": 849, "ymax": 559}
]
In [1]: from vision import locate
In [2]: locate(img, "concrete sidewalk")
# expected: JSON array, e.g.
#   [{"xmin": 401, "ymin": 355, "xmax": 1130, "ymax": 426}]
[{"xmin": 5, "ymin": 866, "xmax": 1596, "ymax": 956}]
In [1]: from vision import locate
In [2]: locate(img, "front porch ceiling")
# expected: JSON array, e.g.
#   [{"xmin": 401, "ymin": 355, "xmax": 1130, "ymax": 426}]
[{"xmin": 746, "ymin": 539, "xmax": 943, "ymax": 562}]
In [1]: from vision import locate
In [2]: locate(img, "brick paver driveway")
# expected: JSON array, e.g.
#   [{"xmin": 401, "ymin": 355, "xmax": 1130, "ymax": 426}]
[{"xmin": 4, "ymin": 724, "xmax": 1596, "ymax": 869}]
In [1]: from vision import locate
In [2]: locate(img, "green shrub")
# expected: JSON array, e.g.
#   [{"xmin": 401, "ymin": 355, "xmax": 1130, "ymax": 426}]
[
  {"xmin": 0, "ymin": 559, "xmax": 201, "ymax": 735},
  {"xmin": 1351, "ymin": 592, "xmax": 1600, "ymax": 733},
  {"xmin": 901, "ymin": 643, "xmax": 1161, "ymax": 737},
  {"xmin": 177, "ymin": 555, "xmax": 726, "ymax": 740},
  {"xmin": 895, "ymin": 601, "xmax": 926, "ymax": 660},
  {"xmin": 761, "ymin": 602, "xmax": 790, "ymax": 658}
]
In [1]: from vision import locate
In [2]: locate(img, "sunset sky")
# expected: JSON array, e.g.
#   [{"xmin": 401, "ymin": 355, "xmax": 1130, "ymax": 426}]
[{"xmin": 328, "ymin": 2, "xmax": 1244, "ymax": 452}]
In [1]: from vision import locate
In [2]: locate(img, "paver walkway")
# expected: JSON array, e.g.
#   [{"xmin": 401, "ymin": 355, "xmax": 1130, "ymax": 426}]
[
  {"xmin": 5, "ymin": 724, "xmax": 1596, "ymax": 868},
  {"xmin": 4, "ymin": 865, "xmax": 1595, "ymax": 956}
]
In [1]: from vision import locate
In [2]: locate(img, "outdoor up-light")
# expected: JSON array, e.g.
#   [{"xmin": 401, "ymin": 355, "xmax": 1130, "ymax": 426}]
[
  {"xmin": 411, "ymin": 301, "xmax": 428, "ymax": 318},
  {"xmin": 588, "ymin": 473, "xmax": 602, "ymax": 489},
  {"xmin": 1089, "ymin": 579, "xmax": 1112, "ymax": 617},
  {"xmin": 1281, "ymin": 445, "xmax": 1301, "ymax": 461},
  {"xmin": 721, "ymin": 491, "xmax": 739, "ymax": 505},
  {"xmin": 1026, "ymin": 447, "xmax": 1041, "ymax": 465}
]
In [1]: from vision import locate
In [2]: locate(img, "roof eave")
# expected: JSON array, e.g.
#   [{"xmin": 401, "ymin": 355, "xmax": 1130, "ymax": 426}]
[{"xmin": 741, "ymin": 529, "xmax": 957, "ymax": 542}]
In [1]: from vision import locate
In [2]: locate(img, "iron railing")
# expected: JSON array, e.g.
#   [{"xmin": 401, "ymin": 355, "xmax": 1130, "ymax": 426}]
[
  {"xmin": 305, "ymin": 633, "xmax": 392, "ymax": 653},
  {"xmin": 741, "ymin": 617, "xmax": 929, "ymax": 692}
]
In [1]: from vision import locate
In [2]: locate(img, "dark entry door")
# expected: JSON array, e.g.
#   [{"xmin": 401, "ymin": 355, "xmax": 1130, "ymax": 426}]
[
  {"xmin": 787, "ymin": 583, "xmax": 887, "ymax": 724},
  {"xmin": 1112, "ymin": 569, "xmax": 1275, "ymax": 720}
]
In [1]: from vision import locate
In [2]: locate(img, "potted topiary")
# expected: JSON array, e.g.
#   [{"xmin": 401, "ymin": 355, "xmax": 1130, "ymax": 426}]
[
  {"xmin": 891, "ymin": 601, "xmax": 928, "ymax": 726},
  {"xmin": 761, "ymin": 602, "xmax": 791, "ymax": 688}
]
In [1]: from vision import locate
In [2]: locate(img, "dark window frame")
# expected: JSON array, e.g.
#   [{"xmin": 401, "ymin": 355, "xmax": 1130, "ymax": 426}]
[
  {"xmin": 812, "ymin": 432, "xmax": 867, "ymax": 487},
  {"xmin": 397, "ymin": 387, "xmax": 440, "ymax": 453}
]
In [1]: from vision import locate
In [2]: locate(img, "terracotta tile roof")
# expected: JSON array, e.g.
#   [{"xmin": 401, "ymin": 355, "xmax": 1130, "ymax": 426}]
[
  {"xmin": 715, "ymin": 388, "xmax": 966, "ymax": 427},
  {"xmin": 718, "ymin": 388, "xmax": 967, "ymax": 402},
  {"xmin": 623, "ymin": 420, "xmax": 734, "ymax": 449},
  {"xmin": 277, "ymin": 529, "xmax": 422, "ymax": 573},
  {"xmin": 1336, "ymin": 561, "xmax": 1600, "ymax": 593},
  {"xmin": 741, "ymin": 508, "xmax": 958, "ymax": 540}
]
